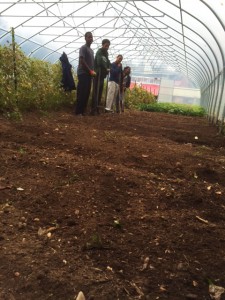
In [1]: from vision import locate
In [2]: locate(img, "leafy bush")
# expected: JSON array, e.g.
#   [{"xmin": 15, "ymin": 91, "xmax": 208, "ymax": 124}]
[
  {"xmin": 125, "ymin": 85, "xmax": 156, "ymax": 109},
  {"xmin": 139, "ymin": 102, "xmax": 206, "ymax": 117},
  {"xmin": 0, "ymin": 43, "xmax": 76, "ymax": 115},
  {"xmin": 0, "ymin": 44, "xmax": 17, "ymax": 112}
]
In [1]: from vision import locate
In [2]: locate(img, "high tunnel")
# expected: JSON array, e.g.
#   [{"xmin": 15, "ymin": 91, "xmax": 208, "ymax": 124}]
[{"xmin": 1, "ymin": 0, "xmax": 225, "ymax": 125}]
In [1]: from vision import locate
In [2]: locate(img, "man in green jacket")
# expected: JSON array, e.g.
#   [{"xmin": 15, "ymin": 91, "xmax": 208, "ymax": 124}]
[{"xmin": 91, "ymin": 39, "xmax": 111, "ymax": 115}]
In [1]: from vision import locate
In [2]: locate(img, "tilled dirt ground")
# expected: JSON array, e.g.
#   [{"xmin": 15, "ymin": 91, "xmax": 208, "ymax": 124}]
[{"xmin": 0, "ymin": 110, "xmax": 225, "ymax": 300}]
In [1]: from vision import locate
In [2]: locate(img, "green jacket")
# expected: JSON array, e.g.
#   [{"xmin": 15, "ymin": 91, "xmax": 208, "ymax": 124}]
[{"xmin": 94, "ymin": 48, "xmax": 111, "ymax": 78}]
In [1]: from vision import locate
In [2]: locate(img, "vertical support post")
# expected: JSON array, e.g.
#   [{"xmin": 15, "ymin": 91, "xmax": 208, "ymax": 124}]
[{"xmin": 11, "ymin": 27, "xmax": 18, "ymax": 96}]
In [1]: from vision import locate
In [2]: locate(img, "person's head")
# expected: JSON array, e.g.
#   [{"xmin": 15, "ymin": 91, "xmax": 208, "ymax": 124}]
[
  {"xmin": 124, "ymin": 66, "xmax": 131, "ymax": 75},
  {"xmin": 115, "ymin": 54, "xmax": 123, "ymax": 65},
  {"xmin": 85, "ymin": 32, "xmax": 93, "ymax": 46},
  {"xmin": 102, "ymin": 39, "xmax": 110, "ymax": 51}
]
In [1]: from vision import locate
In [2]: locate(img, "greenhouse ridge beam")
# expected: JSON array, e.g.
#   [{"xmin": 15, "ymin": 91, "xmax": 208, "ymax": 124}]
[{"xmin": 1, "ymin": 0, "xmax": 160, "ymax": 2}]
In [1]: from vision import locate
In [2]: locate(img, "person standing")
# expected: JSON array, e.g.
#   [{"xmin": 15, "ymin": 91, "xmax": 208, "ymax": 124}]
[
  {"xmin": 76, "ymin": 32, "xmax": 96, "ymax": 116},
  {"xmin": 117, "ymin": 66, "xmax": 131, "ymax": 113},
  {"xmin": 91, "ymin": 39, "xmax": 111, "ymax": 115},
  {"xmin": 105, "ymin": 54, "xmax": 123, "ymax": 112}
]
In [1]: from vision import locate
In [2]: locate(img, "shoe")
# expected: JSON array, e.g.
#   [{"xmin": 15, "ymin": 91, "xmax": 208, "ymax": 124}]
[{"xmin": 105, "ymin": 108, "xmax": 114, "ymax": 113}]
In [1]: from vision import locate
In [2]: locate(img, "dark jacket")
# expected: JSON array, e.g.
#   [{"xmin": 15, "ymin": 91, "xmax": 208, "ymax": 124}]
[
  {"xmin": 109, "ymin": 62, "xmax": 123, "ymax": 84},
  {"xmin": 94, "ymin": 48, "xmax": 111, "ymax": 79},
  {"xmin": 126, "ymin": 74, "xmax": 131, "ymax": 88},
  {"xmin": 59, "ymin": 52, "xmax": 76, "ymax": 91}
]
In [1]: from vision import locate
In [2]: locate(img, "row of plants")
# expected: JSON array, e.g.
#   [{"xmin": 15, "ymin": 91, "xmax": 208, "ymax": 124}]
[
  {"xmin": 138, "ymin": 102, "xmax": 206, "ymax": 117},
  {"xmin": 125, "ymin": 85, "xmax": 156, "ymax": 108},
  {"xmin": 0, "ymin": 42, "xmax": 75, "ymax": 118}
]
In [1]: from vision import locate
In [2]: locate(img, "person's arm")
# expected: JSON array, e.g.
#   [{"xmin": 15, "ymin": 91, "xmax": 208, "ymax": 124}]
[
  {"xmin": 107, "ymin": 58, "xmax": 111, "ymax": 69},
  {"xmin": 94, "ymin": 50, "xmax": 101, "ymax": 70},
  {"xmin": 96, "ymin": 50, "xmax": 109, "ymax": 74},
  {"xmin": 105, "ymin": 57, "xmax": 111, "ymax": 75},
  {"xmin": 126, "ymin": 75, "xmax": 131, "ymax": 88},
  {"xmin": 119, "ymin": 71, "xmax": 124, "ymax": 92}
]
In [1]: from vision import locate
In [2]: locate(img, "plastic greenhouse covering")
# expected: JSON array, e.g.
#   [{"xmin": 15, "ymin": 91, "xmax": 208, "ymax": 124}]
[{"xmin": 1, "ymin": 0, "xmax": 225, "ymax": 124}]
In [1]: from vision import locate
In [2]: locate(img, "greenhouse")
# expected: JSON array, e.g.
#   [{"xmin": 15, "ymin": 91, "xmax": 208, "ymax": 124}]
[
  {"xmin": 1, "ymin": 0, "xmax": 225, "ymax": 124},
  {"xmin": 1, "ymin": 2, "xmax": 225, "ymax": 300}
]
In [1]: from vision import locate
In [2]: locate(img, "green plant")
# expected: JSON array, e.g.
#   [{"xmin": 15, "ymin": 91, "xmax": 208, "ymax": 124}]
[
  {"xmin": 0, "ymin": 42, "xmax": 76, "ymax": 115},
  {"xmin": 4, "ymin": 109, "xmax": 22, "ymax": 121},
  {"xmin": 68, "ymin": 173, "xmax": 80, "ymax": 184},
  {"xmin": 18, "ymin": 147, "xmax": 26, "ymax": 154},
  {"xmin": 139, "ymin": 102, "xmax": 206, "ymax": 117},
  {"xmin": 125, "ymin": 85, "xmax": 156, "ymax": 109},
  {"xmin": 85, "ymin": 233, "xmax": 103, "ymax": 250}
]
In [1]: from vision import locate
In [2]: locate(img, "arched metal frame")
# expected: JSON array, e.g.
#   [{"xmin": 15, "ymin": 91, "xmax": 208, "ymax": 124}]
[{"xmin": 1, "ymin": 0, "xmax": 225, "ymax": 126}]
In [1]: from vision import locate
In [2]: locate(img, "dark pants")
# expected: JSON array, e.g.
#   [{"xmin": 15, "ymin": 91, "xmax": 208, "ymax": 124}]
[
  {"xmin": 91, "ymin": 73, "xmax": 104, "ymax": 113},
  {"xmin": 76, "ymin": 73, "xmax": 92, "ymax": 115}
]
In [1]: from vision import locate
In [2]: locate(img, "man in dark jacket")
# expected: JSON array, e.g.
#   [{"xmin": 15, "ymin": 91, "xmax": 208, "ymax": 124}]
[{"xmin": 91, "ymin": 39, "xmax": 111, "ymax": 115}]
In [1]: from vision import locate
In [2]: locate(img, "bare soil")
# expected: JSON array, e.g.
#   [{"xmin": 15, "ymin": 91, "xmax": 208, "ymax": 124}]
[{"xmin": 1, "ymin": 110, "xmax": 225, "ymax": 300}]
